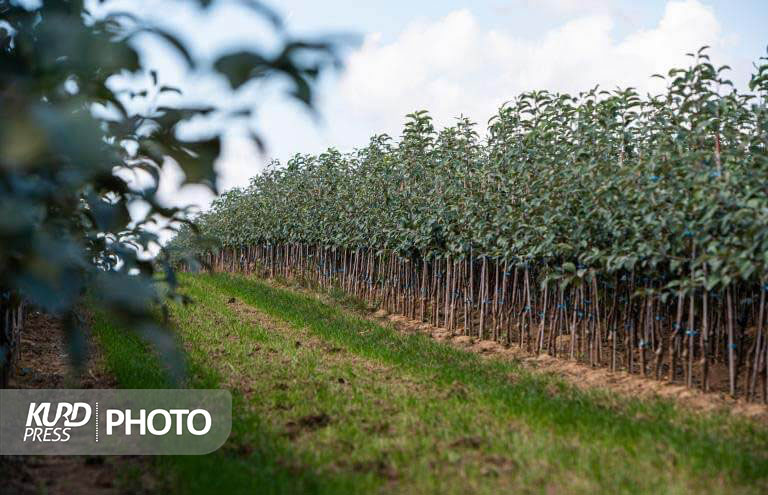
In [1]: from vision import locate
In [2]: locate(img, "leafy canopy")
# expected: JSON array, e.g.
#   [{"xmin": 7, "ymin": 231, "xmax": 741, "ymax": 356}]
[{"xmin": 0, "ymin": 0, "xmax": 339, "ymax": 374}]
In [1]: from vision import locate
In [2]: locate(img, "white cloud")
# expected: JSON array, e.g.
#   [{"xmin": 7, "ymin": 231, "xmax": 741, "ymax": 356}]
[
  {"xmin": 501, "ymin": 0, "xmax": 617, "ymax": 15},
  {"xmin": 319, "ymin": 0, "xmax": 726, "ymax": 146}
]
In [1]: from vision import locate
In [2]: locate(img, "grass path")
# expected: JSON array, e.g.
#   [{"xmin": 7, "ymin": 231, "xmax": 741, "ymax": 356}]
[{"xmin": 92, "ymin": 273, "xmax": 768, "ymax": 494}]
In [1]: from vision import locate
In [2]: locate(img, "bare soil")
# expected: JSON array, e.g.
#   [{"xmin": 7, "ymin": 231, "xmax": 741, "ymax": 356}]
[{"xmin": 2, "ymin": 311, "xmax": 154, "ymax": 495}]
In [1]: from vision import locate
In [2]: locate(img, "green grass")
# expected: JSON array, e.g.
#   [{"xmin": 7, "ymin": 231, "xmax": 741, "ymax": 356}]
[
  {"xmin": 90, "ymin": 311, "xmax": 172, "ymax": 389},
  {"xmin": 91, "ymin": 298, "xmax": 369, "ymax": 494},
  {"xmin": 92, "ymin": 272, "xmax": 768, "ymax": 494}
]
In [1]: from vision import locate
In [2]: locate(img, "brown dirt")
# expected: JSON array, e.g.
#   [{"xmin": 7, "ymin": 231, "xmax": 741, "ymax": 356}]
[
  {"xmin": 450, "ymin": 436, "xmax": 484, "ymax": 449},
  {"xmin": 284, "ymin": 413, "xmax": 332, "ymax": 439},
  {"xmin": 2, "ymin": 311, "xmax": 154, "ymax": 495},
  {"xmin": 8, "ymin": 311, "xmax": 117, "ymax": 390}
]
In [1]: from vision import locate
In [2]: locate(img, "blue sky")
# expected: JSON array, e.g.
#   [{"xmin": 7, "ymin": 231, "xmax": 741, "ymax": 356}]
[
  {"xmin": 277, "ymin": 1, "xmax": 762, "ymax": 41},
  {"xmin": 276, "ymin": 1, "xmax": 767, "ymax": 62},
  {"xmin": 93, "ymin": 0, "xmax": 768, "ymax": 214}
]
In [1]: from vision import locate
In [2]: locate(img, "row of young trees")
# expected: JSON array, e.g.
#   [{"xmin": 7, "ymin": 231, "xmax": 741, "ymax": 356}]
[{"xmin": 172, "ymin": 49, "xmax": 768, "ymax": 401}]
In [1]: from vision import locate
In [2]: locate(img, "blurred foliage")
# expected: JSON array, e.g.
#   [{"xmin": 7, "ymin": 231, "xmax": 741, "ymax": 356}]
[
  {"xmin": 171, "ymin": 47, "xmax": 768, "ymax": 296},
  {"xmin": 0, "ymin": 0, "xmax": 339, "ymax": 378}
]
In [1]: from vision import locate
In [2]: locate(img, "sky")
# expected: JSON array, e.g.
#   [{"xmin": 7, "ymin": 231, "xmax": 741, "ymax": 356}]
[{"xmin": 93, "ymin": 0, "xmax": 768, "ymax": 216}]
